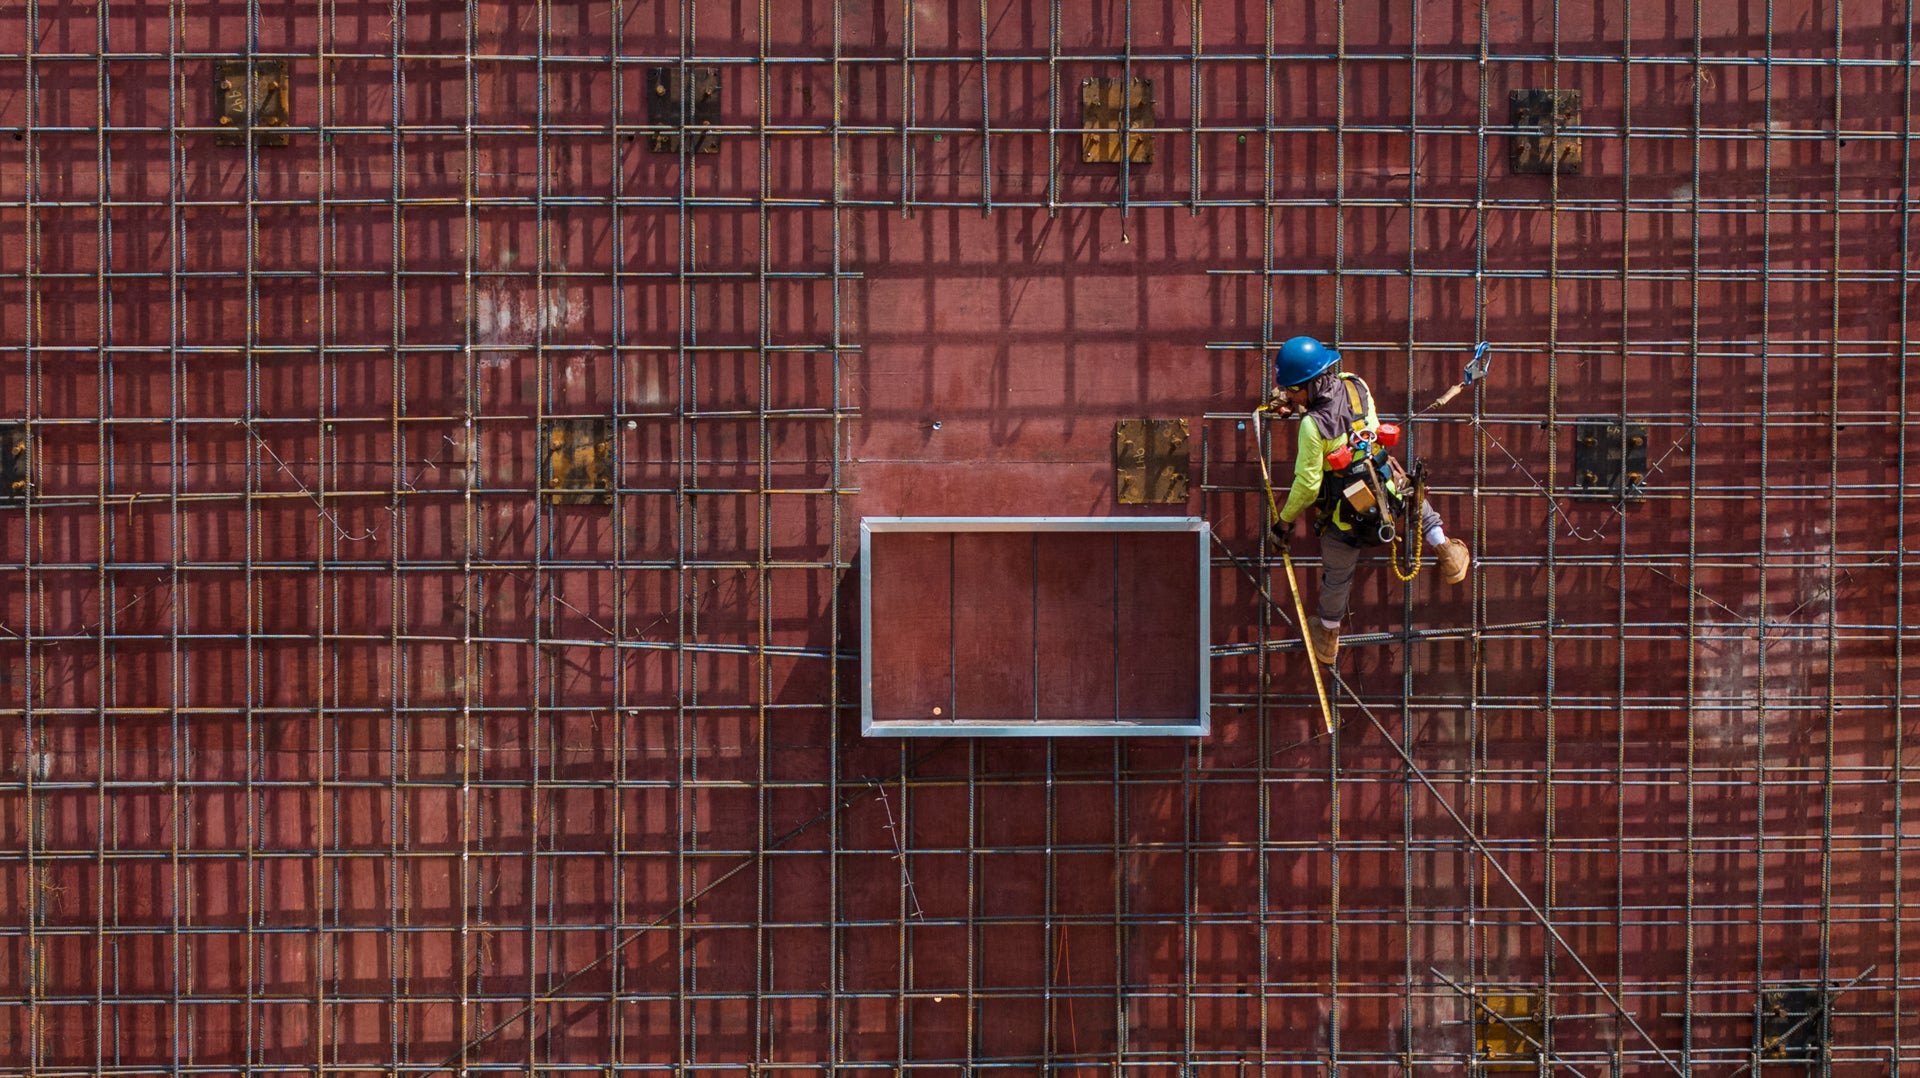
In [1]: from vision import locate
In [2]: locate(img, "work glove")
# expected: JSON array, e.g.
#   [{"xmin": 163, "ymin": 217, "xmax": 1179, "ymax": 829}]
[{"xmin": 1269, "ymin": 517, "xmax": 1293, "ymax": 553}]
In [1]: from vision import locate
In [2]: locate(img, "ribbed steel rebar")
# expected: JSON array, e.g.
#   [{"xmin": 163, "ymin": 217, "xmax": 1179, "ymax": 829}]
[{"xmin": 0, "ymin": 0, "xmax": 1913, "ymax": 1072}]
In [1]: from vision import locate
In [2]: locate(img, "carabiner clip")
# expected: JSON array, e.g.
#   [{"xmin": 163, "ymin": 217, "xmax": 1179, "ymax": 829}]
[{"xmin": 1464, "ymin": 341, "xmax": 1493, "ymax": 386}]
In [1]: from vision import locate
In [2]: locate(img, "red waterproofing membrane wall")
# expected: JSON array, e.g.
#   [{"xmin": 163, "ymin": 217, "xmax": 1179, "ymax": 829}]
[{"xmin": 1, "ymin": 0, "xmax": 1918, "ymax": 1072}]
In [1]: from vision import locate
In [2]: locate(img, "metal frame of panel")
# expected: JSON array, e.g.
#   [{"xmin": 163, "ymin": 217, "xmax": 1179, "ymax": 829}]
[{"xmin": 860, "ymin": 516, "xmax": 1210, "ymax": 737}]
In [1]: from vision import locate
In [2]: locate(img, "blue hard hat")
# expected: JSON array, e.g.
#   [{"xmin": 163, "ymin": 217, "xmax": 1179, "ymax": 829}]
[{"xmin": 1274, "ymin": 336, "xmax": 1339, "ymax": 388}]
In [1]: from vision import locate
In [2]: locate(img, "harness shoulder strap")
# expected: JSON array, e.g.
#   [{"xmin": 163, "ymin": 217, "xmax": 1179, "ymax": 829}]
[
  {"xmin": 1339, "ymin": 374, "xmax": 1375, "ymax": 439},
  {"xmin": 1340, "ymin": 373, "xmax": 1365, "ymax": 415}
]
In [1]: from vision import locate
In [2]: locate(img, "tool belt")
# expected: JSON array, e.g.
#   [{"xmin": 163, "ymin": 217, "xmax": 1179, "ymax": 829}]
[{"xmin": 1314, "ymin": 451, "xmax": 1408, "ymax": 548}]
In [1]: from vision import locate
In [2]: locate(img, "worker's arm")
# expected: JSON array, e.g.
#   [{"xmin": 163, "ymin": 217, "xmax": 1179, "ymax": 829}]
[{"xmin": 1279, "ymin": 420, "xmax": 1325, "ymax": 525}]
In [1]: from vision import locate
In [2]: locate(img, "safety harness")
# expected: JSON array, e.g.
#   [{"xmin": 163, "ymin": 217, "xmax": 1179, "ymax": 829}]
[
  {"xmin": 1312, "ymin": 374, "xmax": 1424, "ymax": 582},
  {"xmin": 1314, "ymin": 376, "xmax": 1394, "ymax": 539}
]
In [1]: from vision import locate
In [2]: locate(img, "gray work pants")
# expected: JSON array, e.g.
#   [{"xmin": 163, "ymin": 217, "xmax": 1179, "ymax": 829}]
[{"xmin": 1314, "ymin": 499, "xmax": 1444, "ymax": 624}]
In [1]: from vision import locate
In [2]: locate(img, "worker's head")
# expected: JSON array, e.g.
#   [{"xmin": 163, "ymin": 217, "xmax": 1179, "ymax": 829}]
[{"xmin": 1272, "ymin": 336, "xmax": 1339, "ymax": 405}]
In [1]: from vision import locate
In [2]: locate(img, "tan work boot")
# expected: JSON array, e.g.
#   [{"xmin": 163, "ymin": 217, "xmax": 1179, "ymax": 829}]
[
  {"xmin": 1437, "ymin": 539, "xmax": 1471, "ymax": 585},
  {"xmin": 1306, "ymin": 619, "xmax": 1340, "ymax": 665}
]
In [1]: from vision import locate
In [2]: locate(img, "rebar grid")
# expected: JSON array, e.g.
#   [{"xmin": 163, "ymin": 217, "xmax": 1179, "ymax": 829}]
[{"xmin": 0, "ymin": 0, "xmax": 1915, "ymax": 1073}]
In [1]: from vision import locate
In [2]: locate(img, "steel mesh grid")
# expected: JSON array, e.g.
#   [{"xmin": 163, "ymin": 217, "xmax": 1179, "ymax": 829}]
[{"xmin": 0, "ymin": 0, "xmax": 1914, "ymax": 1073}]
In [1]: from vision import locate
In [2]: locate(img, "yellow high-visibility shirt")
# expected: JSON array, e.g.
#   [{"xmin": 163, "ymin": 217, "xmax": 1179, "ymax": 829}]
[
  {"xmin": 1279, "ymin": 419, "xmax": 1327, "ymax": 526},
  {"xmin": 1279, "ymin": 375, "xmax": 1381, "ymax": 527}
]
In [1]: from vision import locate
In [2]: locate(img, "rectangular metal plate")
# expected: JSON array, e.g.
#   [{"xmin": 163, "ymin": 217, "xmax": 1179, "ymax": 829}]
[
  {"xmin": 1508, "ymin": 88, "xmax": 1580, "ymax": 174},
  {"xmin": 1757, "ymin": 988, "xmax": 1824, "ymax": 1061},
  {"xmin": 861, "ymin": 517, "xmax": 1209, "ymax": 737},
  {"xmin": 1473, "ymin": 991, "xmax": 1542, "ymax": 1068},
  {"xmin": 1, "ymin": 423, "xmax": 27, "ymax": 503},
  {"xmin": 1082, "ymin": 77, "xmax": 1153, "ymax": 163},
  {"xmin": 647, "ymin": 67, "xmax": 721, "ymax": 154},
  {"xmin": 542, "ymin": 418, "xmax": 613, "ymax": 504},
  {"xmin": 214, "ymin": 59, "xmax": 290, "ymax": 147},
  {"xmin": 1114, "ymin": 418, "xmax": 1190, "ymax": 504},
  {"xmin": 1570, "ymin": 421, "xmax": 1648, "ymax": 501}
]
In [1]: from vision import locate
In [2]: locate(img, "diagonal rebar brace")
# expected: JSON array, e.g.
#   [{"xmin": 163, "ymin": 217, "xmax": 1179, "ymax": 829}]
[
  {"xmin": 1333, "ymin": 674, "xmax": 1686, "ymax": 1077},
  {"xmin": 430, "ymin": 745, "xmax": 956, "ymax": 1073},
  {"xmin": 1429, "ymin": 965, "xmax": 1594, "ymax": 1078},
  {"xmin": 1721, "ymin": 965, "xmax": 1875, "ymax": 1078},
  {"xmin": 1207, "ymin": 527, "xmax": 1296, "ymax": 625}
]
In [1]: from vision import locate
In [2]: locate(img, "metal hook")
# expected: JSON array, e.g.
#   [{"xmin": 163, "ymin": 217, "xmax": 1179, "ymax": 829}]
[{"xmin": 1464, "ymin": 341, "xmax": 1493, "ymax": 385}]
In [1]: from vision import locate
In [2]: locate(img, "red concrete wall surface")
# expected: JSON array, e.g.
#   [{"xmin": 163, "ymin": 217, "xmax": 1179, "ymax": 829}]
[{"xmin": 1, "ymin": 0, "xmax": 1917, "ymax": 1072}]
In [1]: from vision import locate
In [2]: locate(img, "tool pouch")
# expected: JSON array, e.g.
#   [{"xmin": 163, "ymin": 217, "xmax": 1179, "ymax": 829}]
[
  {"xmin": 1325, "ymin": 455, "xmax": 1407, "ymax": 547},
  {"xmin": 1341, "ymin": 478, "xmax": 1378, "ymax": 516}
]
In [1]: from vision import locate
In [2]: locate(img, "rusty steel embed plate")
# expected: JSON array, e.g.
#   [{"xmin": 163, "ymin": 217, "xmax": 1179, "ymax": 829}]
[
  {"xmin": 1508, "ymin": 89, "xmax": 1580, "ymax": 174},
  {"xmin": 214, "ymin": 59, "xmax": 290, "ymax": 147},
  {"xmin": 542, "ymin": 418, "xmax": 613, "ymax": 504},
  {"xmin": 1082, "ymin": 77, "xmax": 1154, "ymax": 163},
  {"xmin": 1, "ymin": 423, "xmax": 27, "ymax": 503},
  {"xmin": 1757, "ymin": 988, "xmax": 1825, "ymax": 1061},
  {"xmin": 1571, "ymin": 421, "xmax": 1648, "ymax": 501},
  {"xmin": 1473, "ymin": 990, "xmax": 1543, "ymax": 1069},
  {"xmin": 1113, "ymin": 418, "xmax": 1188, "ymax": 504},
  {"xmin": 647, "ymin": 67, "xmax": 721, "ymax": 154}
]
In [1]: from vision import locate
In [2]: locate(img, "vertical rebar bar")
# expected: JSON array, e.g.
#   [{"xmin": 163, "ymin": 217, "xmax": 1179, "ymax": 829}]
[{"xmin": 0, "ymin": 1, "xmax": 1912, "ymax": 1073}]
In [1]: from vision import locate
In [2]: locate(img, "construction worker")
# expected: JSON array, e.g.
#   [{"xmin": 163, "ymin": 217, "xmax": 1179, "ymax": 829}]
[{"xmin": 1267, "ymin": 336, "xmax": 1471, "ymax": 663}]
